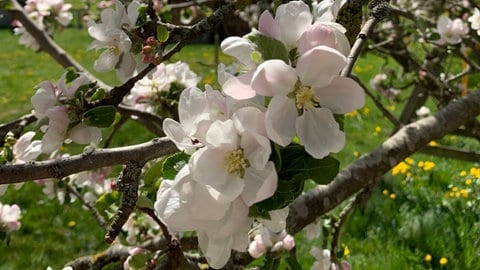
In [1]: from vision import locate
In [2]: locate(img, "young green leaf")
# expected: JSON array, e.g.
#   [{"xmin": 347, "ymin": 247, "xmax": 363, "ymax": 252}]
[{"xmin": 83, "ymin": 105, "xmax": 117, "ymax": 128}]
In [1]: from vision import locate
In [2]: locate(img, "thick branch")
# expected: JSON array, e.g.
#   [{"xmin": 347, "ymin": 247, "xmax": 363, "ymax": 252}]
[
  {"xmin": 287, "ymin": 89, "xmax": 480, "ymax": 234},
  {"xmin": 0, "ymin": 138, "xmax": 177, "ymax": 185}
]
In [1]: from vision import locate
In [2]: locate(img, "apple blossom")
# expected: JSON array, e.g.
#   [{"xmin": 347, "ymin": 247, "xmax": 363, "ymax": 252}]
[
  {"xmin": 124, "ymin": 61, "xmax": 201, "ymax": 113},
  {"xmin": 435, "ymin": 14, "xmax": 469, "ymax": 45},
  {"xmin": 243, "ymin": 46, "xmax": 364, "ymax": 158},
  {"xmin": 310, "ymin": 247, "xmax": 351, "ymax": 270},
  {"xmin": 87, "ymin": 0, "xmax": 138, "ymax": 81},
  {"xmin": 155, "ymin": 165, "xmax": 251, "ymax": 268},
  {"xmin": 312, "ymin": 0, "xmax": 347, "ymax": 23},
  {"xmin": 248, "ymin": 225, "xmax": 295, "ymax": 258},
  {"xmin": 189, "ymin": 107, "xmax": 277, "ymax": 206},
  {"xmin": 162, "ymin": 86, "xmax": 228, "ymax": 153},
  {"xmin": 468, "ymin": 8, "xmax": 480, "ymax": 36},
  {"xmin": 0, "ymin": 203, "xmax": 22, "ymax": 232}
]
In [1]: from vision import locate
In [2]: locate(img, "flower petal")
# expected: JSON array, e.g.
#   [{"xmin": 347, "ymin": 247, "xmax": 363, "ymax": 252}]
[
  {"xmin": 296, "ymin": 46, "xmax": 346, "ymax": 87},
  {"xmin": 242, "ymin": 161, "xmax": 277, "ymax": 206},
  {"xmin": 222, "ymin": 70, "xmax": 257, "ymax": 100},
  {"xmin": 258, "ymin": 10, "xmax": 278, "ymax": 39},
  {"xmin": 94, "ymin": 50, "xmax": 119, "ymax": 72},
  {"xmin": 275, "ymin": 1, "xmax": 312, "ymax": 47},
  {"xmin": 221, "ymin": 36, "xmax": 256, "ymax": 69},
  {"xmin": 296, "ymin": 107, "xmax": 345, "ymax": 159},
  {"xmin": 265, "ymin": 95, "xmax": 297, "ymax": 146},
  {"xmin": 251, "ymin": 60, "xmax": 297, "ymax": 96},
  {"xmin": 232, "ymin": 106, "xmax": 267, "ymax": 136},
  {"xmin": 315, "ymin": 76, "xmax": 365, "ymax": 114}
]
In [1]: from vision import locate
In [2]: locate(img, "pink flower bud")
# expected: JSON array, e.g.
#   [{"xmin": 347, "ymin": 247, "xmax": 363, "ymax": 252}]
[
  {"xmin": 146, "ymin": 36, "xmax": 157, "ymax": 46},
  {"xmin": 282, "ymin": 234, "xmax": 295, "ymax": 250}
]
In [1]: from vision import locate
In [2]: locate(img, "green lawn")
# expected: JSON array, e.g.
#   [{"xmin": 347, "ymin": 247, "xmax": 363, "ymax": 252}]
[{"xmin": 0, "ymin": 27, "xmax": 479, "ymax": 269}]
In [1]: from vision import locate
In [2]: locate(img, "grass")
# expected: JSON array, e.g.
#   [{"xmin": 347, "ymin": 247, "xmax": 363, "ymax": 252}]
[{"xmin": 0, "ymin": 26, "xmax": 479, "ymax": 269}]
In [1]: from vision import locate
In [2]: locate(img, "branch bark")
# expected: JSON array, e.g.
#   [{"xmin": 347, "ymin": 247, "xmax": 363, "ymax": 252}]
[
  {"xmin": 0, "ymin": 138, "xmax": 177, "ymax": 185},
  {"xmin": 287, "ymin": 88, "xmax": 480, "ymax": 235}
]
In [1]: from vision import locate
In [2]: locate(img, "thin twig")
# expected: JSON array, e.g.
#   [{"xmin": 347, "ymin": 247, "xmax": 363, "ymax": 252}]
[{"xmin": 66, "ymin": 183, "xmax": 108, "ymax": 229}]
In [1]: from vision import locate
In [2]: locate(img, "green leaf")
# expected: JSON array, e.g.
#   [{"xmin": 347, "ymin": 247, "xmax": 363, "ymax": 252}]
[
  {"xmin": 279, "ymin": 145, "xmax": 339, "ymax": 185},
  {"xmin": 286, "ymin": 256, "xmax": 303, "ymax": 270},
  {"xmin": 83, "ymin": 105, "xmax": 117, "ymax": 128},
  {"xmin": 96, "ymin": 191, "xmax": 120, "ymax": 213},
  {"xmin": 156, "ymin": 25, "xmax": 169, "ymax": 42},
  {"xmin": 162, "ymin": 152, "xmax": 190, "ymax": 179},
  {"xmin": 89, "ymin": 88, "xmax": 106, "ymax": 102},
  {"xmin": 65, "ymin": 67, "xmax": 77, "ymax": 84},
  {"xmin": 144, "ymin": 159, "xmax": 165, "ymax": 186},
  {"xmin": 245, "ymin": 31, "xmax": 289, "ymax": 63},
  {"xmin": 427, "ymin": 32, "xmax": 441, "ymax": 41},
  {"xmin": 128, "ymin": 251, "xmax": 149, "ymax": 269},
  {"xmin": 135, "ymin": 5, "xmax": 148, "ymax": 27},
  {"xmin": 136, "ymin": 195, "xmax": 154, "ymax": 210}
]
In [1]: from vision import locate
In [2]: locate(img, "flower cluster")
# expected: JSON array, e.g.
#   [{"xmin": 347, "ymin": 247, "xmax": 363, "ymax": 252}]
[
  {"xmin": 435, "ymin": 14, "xmax": 469, "ymax": 45},
  {"xmin": 310, "ymin": 247, "xmax": 351, "ymax": 270},
  {"xmin": 0, "ymin": 202, "xmax": 21, "ymax": 232},
  {"xmin": 123, "ymin": 61, "xmax": 201, "ymax": 115},
  {"xmin": 13, "ymin": 0, "xmax": 73, "ymax": 51},
  {"xmin": 31, "ymin": 71, "xmax": 102, "ymax": 153},
  {"xmin": 155, "ymin": 1, "xmax": 363, "ymax": 268}
]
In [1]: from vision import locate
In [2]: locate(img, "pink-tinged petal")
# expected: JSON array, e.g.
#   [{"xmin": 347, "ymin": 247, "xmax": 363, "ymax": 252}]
[
  {"xmin": 241, "ymin": 131, "xmax": 271, "ymax": 170},
  {"xmin": 242, "ymin": 161, "xmax": 277, "ymax": 206},
  {"xmin": 296, "ymin": 108, "xmax": 345, "ymax": 159},
  {"xmin": 41, "ymin": 106, "xmax": 69, "ymax": 153},
  {"xmin": 297, "ymin": 23, "xmax": 336, "ymax": 55},
  {"xmin": 275, "ymin": 1, "xmax": 312, "ymax": 47},
  {"xmin": 265, "ymin": 96, "xmax": 297, "ymax": 146},
  {"xmin": 223, "ymin": 70, "xmax": 256, "ymax": 100},
  {"xmin": 296, "ymin": 46, "xmax": 347, "ymax": 87},
  {"xmin": 251, "ymin": 60, "xmax": 297, "ymax": 96},
  {"xmin": 13, "ymin": 131, "xmax": 36, "ymax": 157},
  {"xmin": 315, "ymin": 76, "xmax": 365, "ymax": 114},
  {"xmin": 221, "ymin": 36, "xmax": 256, "ymax": 69},
  {"xmin": 31, "ymin": 82, "xmax": 57, "ymax": 116},
  {"xmin": 205, "ymin": 120, "xmax": 239, "ymax": 149},
  {"xmin": 231, "ymin": 227, "xmax": 249, "ymax": 251},
  {"xmin": 258, "ymin": 10, "xmax": 278, "ymax": 39},
  {"xmin": 197, "ymin": 232, "xmax": 233, "ymax": 269},
  {"xmin": 215, "ymin": 198, "xmax": 249, "ymax": 236},
  {"xmin": 94, "ymin": 50, "xmax": 119, "ymax": 72},
  {"xmin": 69, "ymin": 124, "xmax": 102, "ymax": 145},
  {"xmin": 232, "ymin": 106, "xmax": 267, "ymax": 136}
]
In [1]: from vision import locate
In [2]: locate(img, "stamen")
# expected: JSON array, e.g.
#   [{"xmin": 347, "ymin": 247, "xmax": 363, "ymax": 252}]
[{"xmin": 225, "ymin": 148, "xmax": 250, "ymax": 178}]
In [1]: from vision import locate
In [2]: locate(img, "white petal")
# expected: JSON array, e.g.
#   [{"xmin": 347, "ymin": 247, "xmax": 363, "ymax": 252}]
[
  {"xmin": 251, "ymin": 60, "xmax": 297, "ymax": 96},
  {"xmin": 296, "ymin": 108, "xmax": 345, "ymax": 159},
  {"xmin": 241, "ymin": 131, "xmax": 271, "ymax": 170},
  {"xmin": 13, "ymin": 131, "xmax": 36, "ymax": 157},
  {"xmin": 265, "ymin": 96, "xmax": 297, "ymax": 146},
  {"xmin": 275, "ymin": 1, "xmax": 312, "ymax": 47},
  {"xmin": 116, "ymin": 52, "xmax": 136, "ymax": 82},
  {"xmin": 69, "ymin": 124, "xmax": 102, "ymax": 145},
  {"xmin": 205, "ymin": 120, "xmax": 239, "ymax": 149},
  {"xmin": 296, "ymin": 46, "xmax": 347, "ymax": 88},
  {"xmin": 162, "ymin": 118, "xmax": 197, "ymax": 153},
  {"xmin": 197, "ymin": 232, "xmax": 233, "ymax": 269},
  {"xmin": 315, "ymin": 76, "xmax": 365, "ymax": 114},
  {"xmin": 94, "ymin": 50, "xmax": 119, "ymax": 72},
  {"xmin": 178, "ymin": 87, "xmax": 208, "ymax": 133},
  {"xmin": 232, "ymin": 106, "xmax": 267, "ymax": 136},
  {"xmin": 242, "ymin": 162, "xmax": 277, "ymax": 206},
  {"xmin": 221, "ymin": 36, "xmax": 256, "ymax": 69},
  {"xmin": 189, "ymin": 185, "xmax": 230, "ymax": 221},
  {"xmin": 41, "ymin": 106, "xmax": 69, "ymax": 153}
]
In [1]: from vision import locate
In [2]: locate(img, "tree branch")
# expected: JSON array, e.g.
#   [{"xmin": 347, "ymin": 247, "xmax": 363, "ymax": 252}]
[
  {"xmin": 286, "ymin": 89, "xmax": 480, "ymax": 235},
  {"xmin": 9, "ymin": 0, "xmax": 110, "ymax": 90},
  {"xmin": 0, "ymin": 138, "xmax": 177, "ymax": 185}
]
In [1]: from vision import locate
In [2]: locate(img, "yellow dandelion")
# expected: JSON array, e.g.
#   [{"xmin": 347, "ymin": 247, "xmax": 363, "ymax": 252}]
[
  {"xmin": 375, "ymin": 126, "xmax": 382, "ymax": 133},
  {"xmin": 470, "ymin": 167, "xmax": 480, "ymax": 178},
  {"xmin": 439, "ymin": 257, "xmax": 448, "ymax": 265},
  {"xmin": 346, "ymin": 110, "xmax": 359, "ymax": 117},
  {"xmin": 67, "ymin": 220, "xmax": 76, "ymax": 227},
  {"xmin": 423, "ymin": 161, "xmax": 435, "ymax": 171},
  {"xmin": 389, "ymin": 193, "xmax": 396, "ymax": 200},
  {"xmin": 451, "ymin": 186, "xmax": 458, "ymax": 192},
  {"xmin": 343, "ymin": 246, "xmax": 350, "ymax": 256},
  {"xmin": 428, "ymin": 141, "xmax": 439, "ymax": 147},
  {"xmin": 460, "ymin": 189, "xmax": 468, "ymax": 198},
  {"xmin": 465, "ymin": 179, "xmax": 472, "ymax": 185},
  {"xmin": 418, "ymin": 161, "xmax": 424, "ymax": 168},
  {"xmin": 406, "ymin": 172, "xmax": 412, "ymax": 177},
  {"xmin": 392, "ymin": 162, "xmax": 411, "ymax": 176},
  {"xmin": 387, "ymin": 105, "xmax": 396, "ymax": 111},
  {"xmin": 383, "ymin": 189, "xmax": 390, "ymax": 196},
  {"xmin": 424, "ymin": 254, "xmax": 432, "ymax": 262},
  {"xmin": 460, "ymin": 170, "xmax": 467, "ymax": 177},
  {"xmin": 363, "ymin": 107, "xmax": 370, "ymax": 115},
  {"xmin": 405, "ymin": 157, "xmax": 414, "ymax": 165},
  {"xmin": 448, "ymin": 191, "xmax": 455, "ymax": 198},
  {"xmin": 354, "ymin": 66, "xmax": 363, "ymax": 73},
  {"xmin": 353, "ymin": 151, "xmax": 359, "ymax": 157}
]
